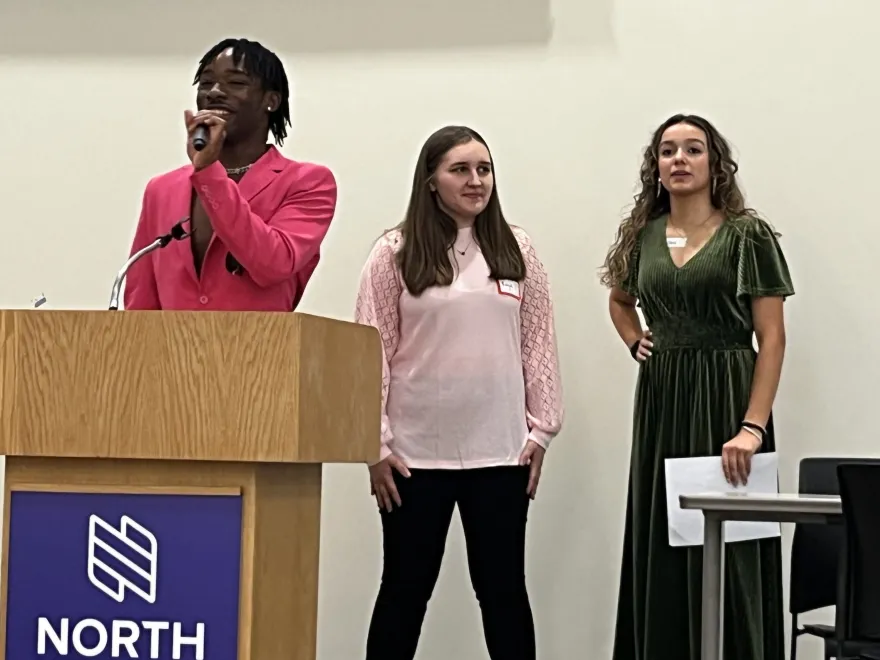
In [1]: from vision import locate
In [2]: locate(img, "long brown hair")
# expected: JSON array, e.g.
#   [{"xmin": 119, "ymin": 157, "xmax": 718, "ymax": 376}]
[
  {"xmin": 395, "ymin": 125, "xmax": 525, "ymax": 296},
  {"xmin": 599, "ymin": 113, "xmax": 763, "ymax": 289}
]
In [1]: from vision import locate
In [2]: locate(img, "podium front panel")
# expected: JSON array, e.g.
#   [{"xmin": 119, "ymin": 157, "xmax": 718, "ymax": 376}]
[
  {"xmin": 6, "ymin": 487, "xmax": 242, "ymax": 659},
  {"xmin": 0, "ymin": 457, "xmax": 323, "ymax": 660}
]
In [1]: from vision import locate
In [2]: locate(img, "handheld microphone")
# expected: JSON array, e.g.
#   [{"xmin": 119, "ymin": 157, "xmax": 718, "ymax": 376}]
[
  {"xmin": 108, "ymin": 217, "xmax": 193, "ymax": 310},
  {"xmin": 192, "ymin": 125, "xmax": 209, "ymax": 151}
]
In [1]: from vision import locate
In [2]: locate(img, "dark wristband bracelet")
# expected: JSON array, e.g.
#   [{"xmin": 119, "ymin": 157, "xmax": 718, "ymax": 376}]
[
  {"xmin": 629, "ymin": 339, "xmax": 640, "ymax": 360},
  {"xmin": 741, "ymin": 421, "xmax": 766, "ymax": 437}
]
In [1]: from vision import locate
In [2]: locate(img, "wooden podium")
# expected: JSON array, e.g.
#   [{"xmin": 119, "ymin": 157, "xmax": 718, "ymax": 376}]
[{"xmin": 0, "ymin": 310, "xmax": 381, "ymax": 660}]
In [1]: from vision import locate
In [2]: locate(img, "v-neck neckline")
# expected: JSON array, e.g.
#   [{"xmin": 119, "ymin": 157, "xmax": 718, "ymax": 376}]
[{"xmin": 662, "ymin": 214, "xmax": 725, "ymax": 271}]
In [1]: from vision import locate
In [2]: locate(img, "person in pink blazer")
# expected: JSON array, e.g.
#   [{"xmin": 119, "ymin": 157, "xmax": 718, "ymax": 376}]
[{"xmin": 124, "ymin": 38, "xmax": 337, "ymax": 311}]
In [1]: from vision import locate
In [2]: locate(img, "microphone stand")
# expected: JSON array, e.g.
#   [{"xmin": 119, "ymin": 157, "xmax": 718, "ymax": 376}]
[{"xmin": 108, "ymin": 218, "xmax": 192, "ymax": 311}]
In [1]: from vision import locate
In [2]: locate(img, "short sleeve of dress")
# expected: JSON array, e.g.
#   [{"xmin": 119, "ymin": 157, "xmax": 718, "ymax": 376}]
[
  {"xmin": 735, "ymin": 218, "xmax": 795, "ymax": 300},
  {"xmin": 620, "ymin": 234, "xmax": 642, "ymax": 297}
]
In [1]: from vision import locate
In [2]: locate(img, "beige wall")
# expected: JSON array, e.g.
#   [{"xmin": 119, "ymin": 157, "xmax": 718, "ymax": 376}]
[{"xmin": 1, "ymin": 0, "xmax": 876, "ymax": 657}]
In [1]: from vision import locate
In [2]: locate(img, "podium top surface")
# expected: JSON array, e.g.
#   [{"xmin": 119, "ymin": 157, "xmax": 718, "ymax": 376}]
[{"xmin": 0, "ymin": 310, "xmax": 381, "ymax": 464}]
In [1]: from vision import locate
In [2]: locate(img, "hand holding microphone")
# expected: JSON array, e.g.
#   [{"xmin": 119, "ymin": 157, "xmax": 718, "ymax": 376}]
[{"xmin": 184, "ymin": 109, "xmax": 228, "ymax": 171}]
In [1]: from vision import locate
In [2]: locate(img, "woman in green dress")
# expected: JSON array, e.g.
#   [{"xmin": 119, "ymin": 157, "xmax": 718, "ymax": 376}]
[{"xmin": 601, "ymin": 113, "xmax": 794, "ymax": 660}]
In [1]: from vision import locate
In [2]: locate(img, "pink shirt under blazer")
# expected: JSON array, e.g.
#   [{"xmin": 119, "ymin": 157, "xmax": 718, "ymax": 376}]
[{"xmin": 124, "ymin": 146, "xmax": 337, "ymax": 311}]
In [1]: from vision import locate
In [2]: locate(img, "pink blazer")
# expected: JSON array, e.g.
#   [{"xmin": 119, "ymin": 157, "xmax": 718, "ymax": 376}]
[{"xmin": 124, "ymin": 146, "xmax": 337, "ymax": 311}]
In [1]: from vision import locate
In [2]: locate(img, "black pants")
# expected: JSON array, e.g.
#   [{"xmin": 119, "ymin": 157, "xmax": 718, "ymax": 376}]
[{"xmin": 365, "ymin": 466, "xmax": 535, "ymax": 660}]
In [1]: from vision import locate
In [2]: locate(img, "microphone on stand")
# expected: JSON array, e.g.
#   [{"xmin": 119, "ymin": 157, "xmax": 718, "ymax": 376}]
[{"xmin": 108, "ymin": 217, "xmax": 193, "ymax": 310}]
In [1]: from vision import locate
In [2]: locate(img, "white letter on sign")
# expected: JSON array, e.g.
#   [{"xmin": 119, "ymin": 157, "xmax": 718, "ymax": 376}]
[
  {"xmin": 37, "ymin": 617, "xmax": 69, "ymax": 654},
  {"xmin": 142, "ymin": 621, "xmax": 169, "ymax": 658},
  {"xmin": 112, "ymin": 620, "xmax": 140, "ymax": 656},
  {"xmin": 172, "ymin": 622, "xmax": 205, "ymax": 660},
  {"xmin": 72, "ymin": 618, "xmax": 108, "ymax": 657}
]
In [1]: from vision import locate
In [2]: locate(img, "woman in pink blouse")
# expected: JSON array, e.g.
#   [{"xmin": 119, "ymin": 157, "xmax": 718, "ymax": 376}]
[{"xmin": 354, "ymin": 125, "xmax": 564, "ymax": 660}]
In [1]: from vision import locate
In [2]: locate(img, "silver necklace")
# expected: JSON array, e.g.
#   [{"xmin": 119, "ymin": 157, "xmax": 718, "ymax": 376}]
[{"xmin": 226, "ymin": 164, "xmax": 252, "ymax": 176}]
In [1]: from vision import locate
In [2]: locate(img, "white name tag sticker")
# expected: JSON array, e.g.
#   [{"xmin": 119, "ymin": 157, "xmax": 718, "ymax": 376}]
[
  {"xmin": 666, "ymin": 236, "xmax": 687, "ymax": 248},
  {"xmin": 497, "ymin": 279, "xmax": 521, "ymax": 299}
]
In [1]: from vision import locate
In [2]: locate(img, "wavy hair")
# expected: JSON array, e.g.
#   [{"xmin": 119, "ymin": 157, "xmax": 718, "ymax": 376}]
[
  {"xmin": 395, "ymin": 125, "xmax": 525, "ymax": 296},
  {"xmin": 599, "ymin": 113, "xmax": 763, "ymax": 289}
]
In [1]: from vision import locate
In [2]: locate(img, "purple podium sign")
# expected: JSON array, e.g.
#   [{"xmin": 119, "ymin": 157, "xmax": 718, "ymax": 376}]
[{"xmin": 5, "ymin": 491, "xmax": 242, "ymax": 659}]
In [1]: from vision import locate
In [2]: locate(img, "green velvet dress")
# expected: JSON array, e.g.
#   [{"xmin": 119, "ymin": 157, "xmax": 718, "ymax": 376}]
[{"xmin": 612, "ymin": 215, "xmax": 794, "ymax": 660}]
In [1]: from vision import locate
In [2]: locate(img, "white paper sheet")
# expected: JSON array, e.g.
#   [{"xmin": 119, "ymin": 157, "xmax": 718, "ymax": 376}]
[{"xmin": 664, "ymin": 452, "xmax": 781, "ymax": 547}]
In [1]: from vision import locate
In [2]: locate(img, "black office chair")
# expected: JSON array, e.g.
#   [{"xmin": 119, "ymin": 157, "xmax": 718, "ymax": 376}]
[
  {"xmin": 837, "ymin": 463, "xmax": 880, "ymax": 660},
  {"xmin": 790, "ymin": 458, "xmax": 880, "ymax": 660}
]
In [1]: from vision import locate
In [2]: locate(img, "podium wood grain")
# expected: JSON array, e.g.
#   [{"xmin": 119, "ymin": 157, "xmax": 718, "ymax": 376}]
[{"xmin": 0, "ymin": 310, "xmax": 381, "ymax": 463}]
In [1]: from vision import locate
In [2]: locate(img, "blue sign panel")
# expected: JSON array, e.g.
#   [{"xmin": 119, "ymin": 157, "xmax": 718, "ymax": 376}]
[{"xmin": 5, "ymin": 491, "xmax": 242, "ymax": 659}]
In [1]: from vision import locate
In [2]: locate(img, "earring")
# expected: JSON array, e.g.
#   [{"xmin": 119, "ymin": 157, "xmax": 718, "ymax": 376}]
[
  {"xmin": 656, "ymin": 177, "xmax": 662, "ymax": 198},
  {"xmin": 712, "ymin": 177, "xmax": 717, "ymax": 197}
]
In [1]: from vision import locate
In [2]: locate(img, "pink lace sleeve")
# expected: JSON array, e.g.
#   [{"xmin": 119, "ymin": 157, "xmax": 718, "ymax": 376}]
[
  {"xmin": 514, "ymin": 227, "xmax": 564, "ymax": 449},
  {"xmin": 354, "ymin": 231, "xmax": 402, "ymax": 463}
]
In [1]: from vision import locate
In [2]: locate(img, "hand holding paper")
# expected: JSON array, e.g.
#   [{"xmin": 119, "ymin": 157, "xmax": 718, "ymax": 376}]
[{"xmin": 664, "ymin": 452, "xmax": 780, "ymax": 547}]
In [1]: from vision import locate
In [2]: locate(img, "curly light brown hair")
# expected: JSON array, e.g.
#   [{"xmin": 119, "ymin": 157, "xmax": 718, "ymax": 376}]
[{"xmin": 599, "ymin": 113, "xmax": 763, "ymax": 289}]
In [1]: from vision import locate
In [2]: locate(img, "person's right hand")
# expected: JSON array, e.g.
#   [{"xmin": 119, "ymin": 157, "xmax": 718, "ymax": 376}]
[
  {"xmin": 631, "ymin": 329, "xmax": 653, "ymax": 361},
  {"xmin": 184, "ymin": 109, "xmax": 227, "ymax": 171},
  {"xmin": 369, "ymin": 454, "xmax": 411, "ymax": 512}
]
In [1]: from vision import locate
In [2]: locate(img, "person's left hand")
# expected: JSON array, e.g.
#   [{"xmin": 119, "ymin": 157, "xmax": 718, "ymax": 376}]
[
  {"xmin": 721, "ymin": 430, "xmax": 761, "ymax": 487},
  {"xmin": 184, "ymin": 109, "xmax": 228, "ymax": 171},
  {"xmin": 519, "ymin": 440, "xmax": 546, "ymax": 499}
]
